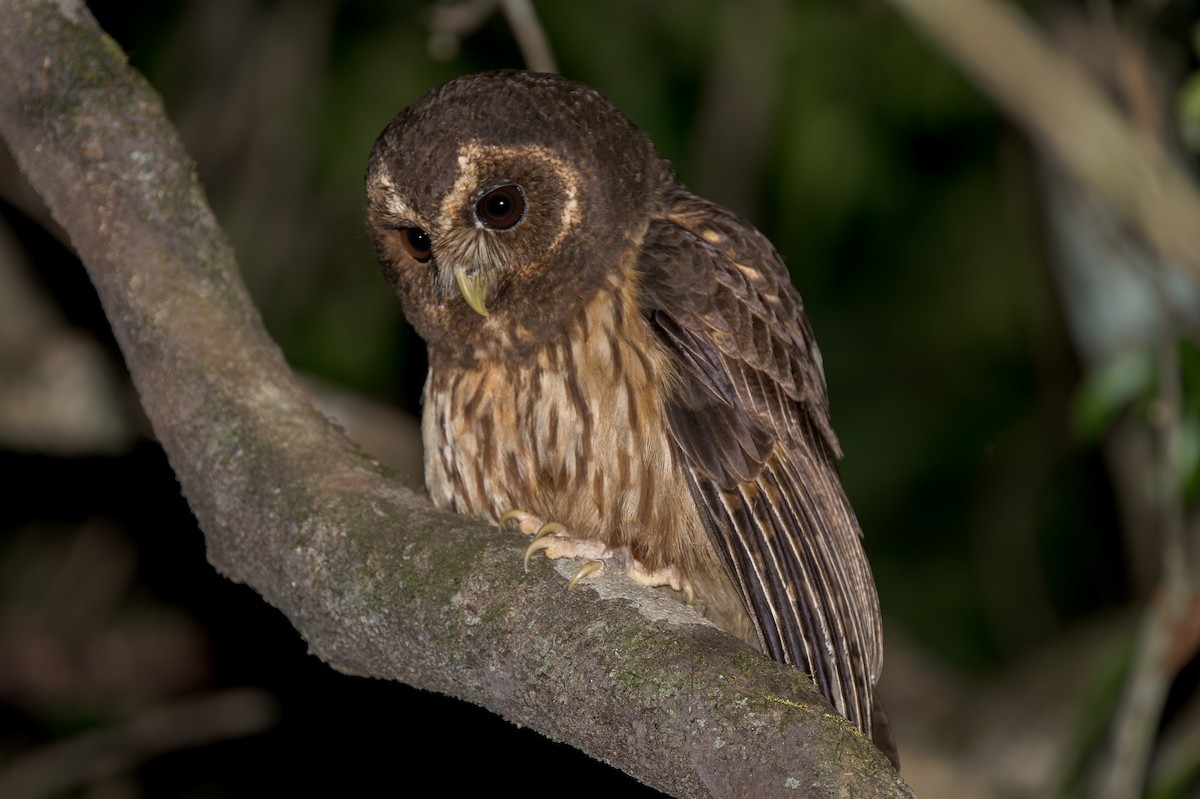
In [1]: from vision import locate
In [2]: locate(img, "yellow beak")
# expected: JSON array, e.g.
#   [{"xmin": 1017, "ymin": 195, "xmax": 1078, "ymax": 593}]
[{"xmin": 454, "ymin": 269, "xmax": 490, "ymax": 317}]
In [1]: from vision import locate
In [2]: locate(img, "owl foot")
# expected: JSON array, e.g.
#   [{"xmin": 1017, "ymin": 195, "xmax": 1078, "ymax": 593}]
[
  {"xmin": 499, "ymin": 509, "xmax": 694, "ymax": 603},
  {"xmin": 565, "ymin": 550, "xmax": 696, "ymax": 605}
]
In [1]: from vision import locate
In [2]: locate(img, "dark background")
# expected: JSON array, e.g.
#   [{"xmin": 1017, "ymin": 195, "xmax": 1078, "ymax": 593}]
[{"xmin": 2, "ymin": 1, "xmax": 1198, "ymax": 796}]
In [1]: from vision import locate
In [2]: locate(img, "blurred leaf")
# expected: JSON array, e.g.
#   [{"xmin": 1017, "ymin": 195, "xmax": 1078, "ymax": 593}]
[
  {"xmin": 1181, "ymin": 415, "xmax": 1200, "ymax": 502},
  {"xmin": 1148, "ymin": 711, "xmax": 1200, "ymax": 799},
  {"xmin": 1058, "ymin": 625, "xmax": 1136, "ymax": 797},
  {"xmin": 1072, "ymin": 351, "xmax": 1155, "ymax": 442},
  {"xmin": 1179, "ymin": 341, "xmax": 1200, "ymax": 501},
  {"xmin": 1179, "ymin": 69, "xmax": 1200, "ymax": 154},
  {"xmin": 1180, "ymin": 23, "xmax": 1200, "ymax": 153}
]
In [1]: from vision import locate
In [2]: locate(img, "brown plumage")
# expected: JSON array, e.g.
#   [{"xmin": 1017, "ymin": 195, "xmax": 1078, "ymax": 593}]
[{"xmin": 366, "ymin": 70, "xmax": 895, "ymax": 765}]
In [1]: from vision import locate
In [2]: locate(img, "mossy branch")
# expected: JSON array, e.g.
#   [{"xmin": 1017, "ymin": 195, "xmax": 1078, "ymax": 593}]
[{"xmin": 0, "ymin": 2, "xmax": 910, "ymax": 796}]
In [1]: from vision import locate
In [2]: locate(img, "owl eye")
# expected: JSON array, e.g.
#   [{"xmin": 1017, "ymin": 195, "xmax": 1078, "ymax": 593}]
[
  {"xmin": 475, "ymin": 184, "xmax": 526, "ymax": 230},
  {"xmin": 400, "ymin": 227, "xmax": 432, "ymax": 263}
]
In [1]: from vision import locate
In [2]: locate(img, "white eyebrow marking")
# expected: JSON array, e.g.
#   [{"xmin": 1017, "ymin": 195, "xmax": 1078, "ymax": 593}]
[{"xmin": 371, "ymin": 168, "xmax": 424, "ymax": 226}]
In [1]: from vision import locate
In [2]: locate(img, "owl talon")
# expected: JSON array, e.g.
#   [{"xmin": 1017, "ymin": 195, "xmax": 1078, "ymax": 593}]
[
  {"xmin": 568, "ymin": 559, "xmax": 605, "ymax": 589},
  {"xmin": 533, "ymin": 521, "xmax": 567, "ymax": 541},
  {"xmin": 523, "ymin": 536, "xmax": 555, "ymax": 571},
  {"xmin": 523, "ymin": 522, "xmax": 568, "ymax": 570},
  {"xmin": 505, "ymin": 516, "xmax": 690, "ymax": 601},
  {"xmin": 499, "ymin": 509, "xmax": 542, "ymax": 536},
  {"xmin": 499, "ymin": 508, "xmax": 529, "ymax": 527}
]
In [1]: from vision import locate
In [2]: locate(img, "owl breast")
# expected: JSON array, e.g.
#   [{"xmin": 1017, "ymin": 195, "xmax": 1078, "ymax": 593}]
[{"xmin": 421, "ymin": 281, "xmax": 714, "ymax": 577}]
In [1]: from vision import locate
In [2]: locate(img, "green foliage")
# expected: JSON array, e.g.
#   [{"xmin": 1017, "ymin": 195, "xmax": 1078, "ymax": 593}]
[
  {"xmin": 1058, "ymin": 628, "xmax": 1137, "ymax": 797},
  {"xmin": 1180, "ymin": 23, "xmax": 1200, "ymax": 153},
  {"xmin": 1073, "ymin": 342, "xmax": 1200, "ymax": 501},
  {"xmin": 1072, "ymin": 351, "xmax": 1155, "ymax": 442}
]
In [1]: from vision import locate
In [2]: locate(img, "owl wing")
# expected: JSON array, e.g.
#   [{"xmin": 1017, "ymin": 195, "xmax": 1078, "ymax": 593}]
[{"xmin": 637, "ymin": 188, "xmax": 885, "ymax": 743}]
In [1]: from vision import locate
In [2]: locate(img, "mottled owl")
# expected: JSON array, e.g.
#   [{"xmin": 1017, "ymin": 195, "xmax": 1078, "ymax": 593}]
[{"xmin": 365, "ymin": 69, "xmax": 895, "ymax": 765}]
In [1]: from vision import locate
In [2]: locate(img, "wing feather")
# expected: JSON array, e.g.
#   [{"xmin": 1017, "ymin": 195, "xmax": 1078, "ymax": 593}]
[{"xmin": 638, "ymin": 188, "xmax": 887, "ymax": 750}]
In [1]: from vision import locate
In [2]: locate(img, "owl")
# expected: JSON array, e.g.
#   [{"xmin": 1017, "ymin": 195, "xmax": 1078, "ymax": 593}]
[{"xmin": 365, "ymin": 70, "xmax": 895, "ymax": 765}]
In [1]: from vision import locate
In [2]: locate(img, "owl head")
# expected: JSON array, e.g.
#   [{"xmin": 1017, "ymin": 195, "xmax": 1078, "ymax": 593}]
[{"xmin": 365, "ymin": 70, "xmax": 672, "ymax": 360}]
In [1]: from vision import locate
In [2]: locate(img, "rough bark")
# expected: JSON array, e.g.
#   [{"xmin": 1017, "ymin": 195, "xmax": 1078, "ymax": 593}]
[{"xmin": 0, "ymin": 2, "xmax": 912, "ymax": 796}]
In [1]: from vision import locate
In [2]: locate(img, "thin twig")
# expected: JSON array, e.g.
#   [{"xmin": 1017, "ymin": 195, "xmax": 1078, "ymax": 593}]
[
  {"xmin": 0, "ymin": 690, "xmax": 277, "ymax": 799},
  {"xmin": 427, "ymin": 0, "xmax": 498, "ymax": 41},
  {"xmin": 884, "ymin": 0, "xmax": 1200, "ymax": 278},
  {"xmin": 426, "ymin": 0, "xmax": 558, "ymax": 74},
  {"xmin": 499, "ymin": 0, "xmax": 558, "ymax": 73},
  {"xmin": 1096, "ymin": 335, "xmax": 1191, "ymax": 799},
  {"xmin": 1156, "ymin": 335, "xmax": 1187, "ymax": 593}
]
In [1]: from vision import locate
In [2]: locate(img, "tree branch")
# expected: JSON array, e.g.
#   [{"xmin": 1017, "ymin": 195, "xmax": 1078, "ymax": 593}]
[
  {"xmin": 499, "ymin": 0, "xmax": 558, "ymax": 73},
  {"xmin": 0, "ymin": 689, "xmax": 278, "ymax": 799},
  {"xmin": 0, "ymin": 2, "xmax": 910, "ymax": 796},
  {"xmin": 883, "ymin": 1, "xmax": 1200, "ymax": 794},
  {"xmin": 884, "ymin": 0, "xmax": 1200, "ymax": 278}
]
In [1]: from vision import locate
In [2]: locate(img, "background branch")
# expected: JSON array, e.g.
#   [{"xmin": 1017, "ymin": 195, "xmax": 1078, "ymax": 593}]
[
  {"xmin": 0, "ymin": 2, "xmax": 908, "ymax": 796},
  {"xmin": 0, "ymin": 689, "xmax": 277, "ymax": 799},
  {"xmin": 886, "ymin": 1, "xmax": 1200, "ymax": 796},
  {"xmin": 884, "ymin": 0, "xmax": 1200, "ymax": 278},
  {"xmin": 500, "ymin": 0, "xmax": 558, "ymax": 73}
]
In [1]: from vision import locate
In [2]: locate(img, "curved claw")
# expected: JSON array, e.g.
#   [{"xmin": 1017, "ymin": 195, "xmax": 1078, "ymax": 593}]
[
  {"xmin": 568, "ymin": 559, "xmax": 605, "ymax": 590},
  {"xmin": 499, "ymin": 509, "xmax": 530, "ymax": 529},
  {"xmin": 533, "ymin": 521, "xmax": 567, "ymax": 541},
  {"xmin": 523, "ymin": 536, "xmax": 555, "ymax": 572},
  {"xmin": 682, "ymin": 581, "xmax": 695, "ymax": 605}
]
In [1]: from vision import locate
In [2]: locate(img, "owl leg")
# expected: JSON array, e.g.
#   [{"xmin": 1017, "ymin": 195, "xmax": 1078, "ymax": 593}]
[
  {"xmin": 498, "ymin": 509, "xmax": 609, "ymax": 569},
  {"xmin": 500, "ymin": 509, "xmax": 694, "ymax": 603}
]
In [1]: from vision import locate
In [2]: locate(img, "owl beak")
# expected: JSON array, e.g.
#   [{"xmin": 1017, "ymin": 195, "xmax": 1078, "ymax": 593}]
[{"xmin": 454, "ymin": 268, "xmax": 491, "ymax": 317}]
